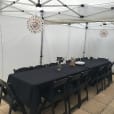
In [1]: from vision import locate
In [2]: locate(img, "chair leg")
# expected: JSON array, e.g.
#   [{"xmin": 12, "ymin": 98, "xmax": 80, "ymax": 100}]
[
  {"xmin": 21, "ymin": 105, "xmax": 27, "ymax": 114},
  {"xmin": 51, "ymin": 103, "xmax": 55, "ymax": 114},
  {"xmin": 64, "ymin": 98, "xmax": 68, "ymax": 114},
  {"xmin": 101, "ymin": 80, "xmax": 103, "ymax": 91},
  {"xmin": 67, "ymin": 97, "xmax": 71, "ymax": 114},
  {"xmin": 85, "ymin": 87, "xmax": 88, "ymax": 101},
  {"xmin": 77, "ymin": 90, "xmax": 81, "ymax": 107},
  {"xmin": 8, "ymin": 106, "xmax": 12, "ymax": 114},
  {"xmin": 104, "ymin": 78, "xmax": 108, "ymax": 89},
  {"xmin": 96, "ymin": 82, "xmax": 99, "ymax": 94},
  {"xmin": 0, "ymin": 86, "xmax": 3, "ymax": 104}
]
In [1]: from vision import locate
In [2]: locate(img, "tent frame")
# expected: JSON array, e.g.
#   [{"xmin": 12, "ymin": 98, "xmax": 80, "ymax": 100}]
[{"xmin": 1, "ymin": 0, "xmax": 114, "ymax": 64}]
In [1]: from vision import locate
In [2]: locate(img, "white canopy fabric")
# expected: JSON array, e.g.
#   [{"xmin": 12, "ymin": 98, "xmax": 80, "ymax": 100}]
[{"xmin": 0, "ymin": 0, "xmax": 114, "ymax": 24}]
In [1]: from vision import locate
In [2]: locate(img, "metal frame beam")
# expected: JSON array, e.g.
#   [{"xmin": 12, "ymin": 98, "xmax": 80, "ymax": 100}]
[
  {"xmin": 0, "ymin": 0, "xmax": 20, "ymax": 10},
  {"xmin": 57, "ymin": 0, "xmax": 81, "ymax": 17}
]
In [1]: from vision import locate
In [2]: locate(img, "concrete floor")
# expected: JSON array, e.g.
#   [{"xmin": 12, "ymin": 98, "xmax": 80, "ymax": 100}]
[{"xmin": 0, "ymin": 75, "xmax": 114, "ymax": 114}]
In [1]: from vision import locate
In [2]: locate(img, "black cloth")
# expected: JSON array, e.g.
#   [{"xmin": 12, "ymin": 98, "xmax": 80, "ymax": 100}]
[
  {"xmin": 8, "ymin": 64, "xmax": 87, "ymax": 114},
  {"xmin": 83, "ymin": 58, "xmax": 110, "ymax": 68},
  {"xmin": 7, "ymin": 58, "xmax": 110, "ymax": 114}
]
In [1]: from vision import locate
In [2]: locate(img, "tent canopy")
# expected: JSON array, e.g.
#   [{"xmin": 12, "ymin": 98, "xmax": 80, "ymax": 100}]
[{"xmin": 0, "ymin": 0, "xmax": 114, "ymax": 24}]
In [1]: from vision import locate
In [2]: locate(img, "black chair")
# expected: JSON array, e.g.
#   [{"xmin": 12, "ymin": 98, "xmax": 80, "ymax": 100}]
[
  {"xmin": 104, "ymin": 63, "xmax": 113, "ymax": 88},
  {"xmin": 80, "ymin": 70, "xmax": 90, "ymax": 102},
  {"xmin": 66, "ymin": 71, "xmax": 89, "ymax": 113},
  {"xmin": 89, "ymin": 68, "xmax": 98, "ymax": 86},
  {"xmin": 0, "ymin": 79, "xmax": 26, "ymax": 114},
  {"xmin": 34, "ymin": 65, "xmax": 44, "ymax": 69},
  {"xmin": 90, "ymin": 57, "xmax": 94, "ymax": 60},
  {"xmin": 0, "ymin": 79, "xmax": 7, "ymax": 104},
  {"xmin": 48, "ymin": 63, "xmax": 58, "ymax": 66},
  {"xmin": 66, "ymin": 73, "xmax": 81, "ymax": 113},
  {"xmin": 90, "ymin": 66, "xmax": 106, "ymax": 94},
  {"xmin": 66, "ymin": 60, "xmax": 71, "ymax": 64},
  {"xmin": 81, "ymin": 57, "xmax": 88, "ymax": 61},
  {"xmin": 41, "ymin": 78, "xmax": 69, "ymax": 114},
  {"xmin": 14, "ymin": 66, "xmax": 34, "ymax": 73},
  {"xmin": 75, "ymin": 58, "xmax": 81, "ymax": 61}
]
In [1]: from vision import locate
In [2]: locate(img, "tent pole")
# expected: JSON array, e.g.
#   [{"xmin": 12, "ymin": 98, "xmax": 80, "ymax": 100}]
[
  {"xmin": 83, "ymin": 22, "xmax": 88, "ymax": 57},
  {"xmin": 0, "ymin": 24, "xmax": 4, "ymax": 79},
  {"xmin": 40, "ymin": 10, "xmax": 44, "ymax": 65}
]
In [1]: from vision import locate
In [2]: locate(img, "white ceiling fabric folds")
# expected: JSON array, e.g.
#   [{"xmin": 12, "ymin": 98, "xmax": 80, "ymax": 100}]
[{"xmin": 0, "ymin": 0, "xmax": 114, "ymax": 24}]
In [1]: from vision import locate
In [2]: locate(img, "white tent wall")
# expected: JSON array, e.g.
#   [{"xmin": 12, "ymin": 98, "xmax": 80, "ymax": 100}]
[
  {"xmin": 1, "ymin": 15, "xmax": 114, "ymax": 80},
  {"xmin": 86, "ymin": 29, "xmax": 114, "ymax": 72},
  {"xmin": 43, "ymin": 25, "xmax": 85, "ymax": 64},
  {"xmin": 0, "ymin": 15, "xmax": 85, "ymax": 80},
  {"xmin": 0, "ymin": 15, "xmax": 41, "ymax": 80},
  {"xmin": 0, "ymin": 1, "xmax": 2, "ymax": 79}
]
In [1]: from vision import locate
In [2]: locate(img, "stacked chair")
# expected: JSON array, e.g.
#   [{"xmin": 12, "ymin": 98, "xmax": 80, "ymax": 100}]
[{"xmin": 0, "ymin": 79, "xmax": 26, "ymax": 114}]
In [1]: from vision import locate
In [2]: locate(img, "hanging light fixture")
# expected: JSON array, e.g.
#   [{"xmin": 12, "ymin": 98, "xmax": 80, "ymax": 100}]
[
  {"xmin": 100, "ymin": 29, "xmax": 108, "ymax": 38},
  {"xmin": 99, "ymin": 22, "xmax": 108, "ymax": 38},
  {"xmin": 27, "ymin": 15, "xmax": 44, "ymax": 33}
]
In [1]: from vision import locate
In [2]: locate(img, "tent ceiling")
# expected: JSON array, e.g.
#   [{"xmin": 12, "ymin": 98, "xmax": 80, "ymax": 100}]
[{"xmin": 0, "ymin": 0, "xmax": 114, "ymax": 24}]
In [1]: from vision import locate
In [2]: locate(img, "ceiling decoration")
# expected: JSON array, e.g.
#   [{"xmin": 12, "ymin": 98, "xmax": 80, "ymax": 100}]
[
  {"xmin": 100, "ymin": 29, "xmax": 108, "ymax": 38},
  {"xmin": 27, "ymin": 15, "xmax": 44, "ymax": 33}
]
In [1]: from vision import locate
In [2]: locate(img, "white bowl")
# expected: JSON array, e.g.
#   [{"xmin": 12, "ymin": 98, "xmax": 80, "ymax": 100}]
[{"xmin": 75, "ymin": 61, "xmax": 85, "ymax": 65}]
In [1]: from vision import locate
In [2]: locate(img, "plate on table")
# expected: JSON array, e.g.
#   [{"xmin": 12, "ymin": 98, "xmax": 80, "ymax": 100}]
[{"xmin": 75, "ymin": 61, "xmax": 85, "ymax": 65}]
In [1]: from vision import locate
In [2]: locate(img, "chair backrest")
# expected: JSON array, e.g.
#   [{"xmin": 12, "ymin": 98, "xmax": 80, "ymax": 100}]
[
  {"xmin": 0, "ymin": 79, "xmax": 7, "ymax": 87},
  {"xmin": 81, "ymin": 70, "xmax": 90, "ymax": 83},
  {"xmin": 14, "ymin": 66, "xmax": 34, "ymax": 73},
  {"xmin": 107, "ymin": 63, "xmax": 112, "ymax": 71},
  {"xmin": 4, "ymin": 83, "xmax": 23, "ymax": 110},
  {"xmin": 90, "ymin": 57, "xmax": 94, "ymax": 59},
  {"xmin": 0, "ymin": 79, "xmax": 7, "ymax": 95},
  {"xmin": 0, "ymin": 79, "xmax": 7, "ymax": 103},
  {"xmin": 98, "ymin": 66, "xmax": 105, "ymax": 74},
  {"xmin": 75, "ymin": 58, "xmax": 80, "ymax": 61},
  {"xmin": 0, "ymin": 79, "xmax": 20, "ymax": 104},
  {"xmin": 66, "ymin": 60, "xmax": 71, "ymax": 64},
  {"xmin": 48, "ymin": 63, "xmax": 58, "ymax": 66},
  {"xmin": 68, "ymin": 73, "xmax": 81, "ymax": 83},
  {"xmin": 53, "ymin": 78, "xmax": 68, "ymax": 88},
  {"xmin": 34, "ymin": 65, "xmax": 44, "ymax": 69},
  {"xmin": 81, "ymin": 57, "xmax": 88, "ymax": 61}
]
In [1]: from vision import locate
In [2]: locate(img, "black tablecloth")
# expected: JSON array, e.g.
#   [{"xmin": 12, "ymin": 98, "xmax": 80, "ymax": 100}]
[
  {"xmin": 83, "ymin": 58, "xmax": 110, "ymax": 68},
  {"xmin": 8, "ymin": 63, "xmax": 87, "ymax": 114},
  {"xmin": 7, "ymin": 58, "xmax": 111, "ymax": 114}
]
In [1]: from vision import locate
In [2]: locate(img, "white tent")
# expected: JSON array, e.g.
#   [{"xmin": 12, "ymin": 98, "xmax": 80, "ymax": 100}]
[
  {"xmin": 0, "ymin": 0, "xmax": 114, "ymax": 80},
  {"xmin": 1, "ymin": 0, "xmax": 114, "ymax": 23}
]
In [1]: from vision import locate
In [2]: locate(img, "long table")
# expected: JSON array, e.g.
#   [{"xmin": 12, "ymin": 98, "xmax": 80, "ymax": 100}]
[{"xmin": 7, "ymin": 58, "xmax": 111, "ymax": 114}]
